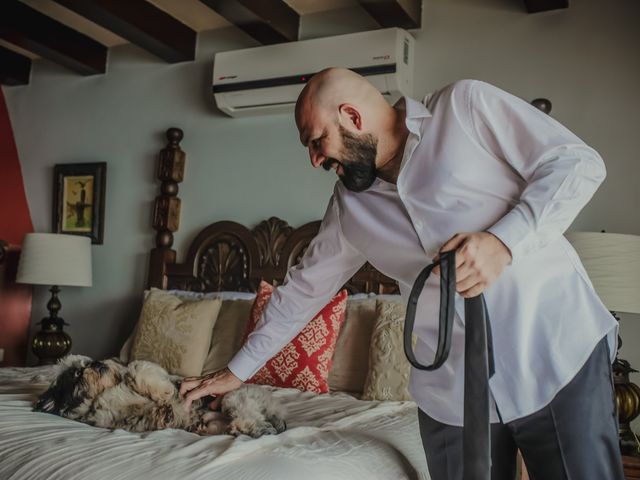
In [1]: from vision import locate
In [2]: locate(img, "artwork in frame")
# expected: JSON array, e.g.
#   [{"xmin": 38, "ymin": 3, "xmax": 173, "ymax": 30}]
[{"xmin": 53, "ymin": 162, "xmax": 107, "ymax": 244}]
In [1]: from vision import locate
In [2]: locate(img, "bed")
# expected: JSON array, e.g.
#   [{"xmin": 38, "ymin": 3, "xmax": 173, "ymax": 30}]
[
  {"xmin": 0, "ymin": 128, "xmax": 434, "ymax": 480},
  {"xmin": 0, "ymin": 366, "xmax": 426, "ymax": 479}
]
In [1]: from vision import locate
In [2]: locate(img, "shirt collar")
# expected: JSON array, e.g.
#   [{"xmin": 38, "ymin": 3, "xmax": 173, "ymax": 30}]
[
  {"xmin": 366, "ymin": 97, "xmax": 431, "ymax": 192},
  {"xmin": 391, "ymin": 96, "xmax": 431, "ymax": 182},
  {"xmin": 403, "ymin": 96, "xmax": 432, "ymax": 136}
]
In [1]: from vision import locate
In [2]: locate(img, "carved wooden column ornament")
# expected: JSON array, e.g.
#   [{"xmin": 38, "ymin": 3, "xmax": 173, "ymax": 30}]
[{"xmin": 149, "ymin": 127, "xmax": 185, "ymax": 288}]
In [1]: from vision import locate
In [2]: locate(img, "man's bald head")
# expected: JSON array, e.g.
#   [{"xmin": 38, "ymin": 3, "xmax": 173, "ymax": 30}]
[
  {"xmin": 295, "ymin": 68, "xmax": 388, "ymax": 133},
  {"xmin": 294, "ymin": 67, "xmax": 407, "ymax": 192}
]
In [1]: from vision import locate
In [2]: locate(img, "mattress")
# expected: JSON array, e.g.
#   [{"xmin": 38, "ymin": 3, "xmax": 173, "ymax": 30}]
[{"xmin": 0, "ymin": 365, "xmax": 429, "ymax": 480}]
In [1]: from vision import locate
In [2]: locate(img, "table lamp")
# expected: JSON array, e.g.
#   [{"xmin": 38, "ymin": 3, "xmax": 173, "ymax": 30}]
[
  {"xmin": 566, "ymin": 231, "xmax": 640, "ymax": 456},
  {"xmin": 16, "ymin": 233, "xmax": 92, "ymax": 365}
]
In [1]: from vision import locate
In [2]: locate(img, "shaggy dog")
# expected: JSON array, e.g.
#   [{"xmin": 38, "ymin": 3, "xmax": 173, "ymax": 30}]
[{"xmin": 34, "ymin": 355, "xmax": 286, "ymax": 438}]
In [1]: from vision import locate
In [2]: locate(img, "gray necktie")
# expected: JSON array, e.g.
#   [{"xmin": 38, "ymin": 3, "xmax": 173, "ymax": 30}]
[{"xmin": 404, "ymin": 250, "xmax": 494, "ymax": 480}]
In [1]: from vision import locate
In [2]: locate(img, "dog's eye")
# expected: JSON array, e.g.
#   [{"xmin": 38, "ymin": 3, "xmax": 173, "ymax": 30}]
[{"xmin": 74, "ymin": 370, "xmax": 82, "ymax": 378}]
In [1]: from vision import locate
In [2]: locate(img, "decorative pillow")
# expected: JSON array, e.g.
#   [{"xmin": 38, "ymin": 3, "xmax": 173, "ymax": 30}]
[
  {"xmin": 129, "ymin": 288, "xmax": 222, "ymax": 377},
  {"xmin": 361, "ymin": 299, "xmax": 414, "ymax": 401},
  {"xmin": 119, "ymin": 290, "xmax": 253, "ymax": 364},
  {"xmin": 328, "ymin": 297, "xmax": 377, "ymax": 393},
  {"xmin": 201, "ymin": 299, "xmax": 254, "ymax": 374},
  {"xmin": 242, "ymin": 281, "xmax": 348, "ymax": 394}
]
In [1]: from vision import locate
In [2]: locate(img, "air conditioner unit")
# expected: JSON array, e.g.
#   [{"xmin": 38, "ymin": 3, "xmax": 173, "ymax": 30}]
[{"xmin": 212, "ymin": 28, "xmax": 415, "ymax": 117}]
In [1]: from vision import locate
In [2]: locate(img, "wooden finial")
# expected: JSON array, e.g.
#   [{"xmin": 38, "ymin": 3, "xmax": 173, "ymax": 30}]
[
  {"xmin": 166, "ymin": 127, "xmax": 183, "ymax": 145},
  {"xmin": 531, "ymin": 98, "xmax": 552, "ymax": 114}
]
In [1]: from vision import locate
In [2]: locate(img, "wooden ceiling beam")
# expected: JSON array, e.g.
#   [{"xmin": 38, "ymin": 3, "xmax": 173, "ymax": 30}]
[
  {"xmin": 0, "ymin": 0, "xmax": 107, "ymax": 76},
  {"xmin": 0, "ymin": 46, "xmax": 31, "ymax": 86},
  {"xmin": 358, "ymin": 0, "xmax": 421, "ymax": 29},
  {"xmin": 199, "ymin": 0, "xmax": 299, "ymax": 45},
  {"xmin": 52, "ymin": 0, "xmax": 196, "ymax": 63},
  {"xmin": 523, "ymin": 0, "xmax": 569, "ymax": 13}
]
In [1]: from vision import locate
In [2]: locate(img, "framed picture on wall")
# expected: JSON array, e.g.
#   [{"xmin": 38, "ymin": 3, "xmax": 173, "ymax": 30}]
[{"xmin": 53, "ymin": 162, "xmax": 107, "ymax": 244}]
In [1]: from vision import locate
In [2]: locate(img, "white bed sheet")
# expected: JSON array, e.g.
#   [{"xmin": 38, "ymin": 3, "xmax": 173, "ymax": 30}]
[{"xmin": 0, "ymin": 366, "xmax": 429, "ymax": 480}]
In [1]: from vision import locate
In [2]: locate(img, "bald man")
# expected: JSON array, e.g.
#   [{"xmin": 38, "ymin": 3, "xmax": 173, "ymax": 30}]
[{"xmin": 181, "ymin": 69, "xmax": 623, "ymax": 479}]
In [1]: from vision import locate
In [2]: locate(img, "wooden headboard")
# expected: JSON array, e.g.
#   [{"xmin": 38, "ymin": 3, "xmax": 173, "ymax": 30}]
[
  {"xmin": 0, "ymin": 239, "xmax": 8, "ymax": 294},
  {"xmin": 147, "ymin": 128, "xmax": 399, "ymax": 296}
]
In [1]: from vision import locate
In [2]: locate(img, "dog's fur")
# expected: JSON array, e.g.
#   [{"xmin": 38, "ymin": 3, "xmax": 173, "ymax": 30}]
[{"xmin": 33, "ymin": 355, "xmax": 286, "ymax": 438}]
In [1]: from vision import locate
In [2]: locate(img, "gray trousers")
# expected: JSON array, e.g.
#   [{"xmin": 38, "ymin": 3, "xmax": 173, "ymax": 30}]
[{"xmin": 418, "ymin": 337, "xmax": 625, "ymax": 480}]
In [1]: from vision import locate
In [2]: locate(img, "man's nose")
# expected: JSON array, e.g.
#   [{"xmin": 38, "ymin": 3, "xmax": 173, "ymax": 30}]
[{"xmin": 309, "ymin": 149, "xmax": 325, "ymax": 169}]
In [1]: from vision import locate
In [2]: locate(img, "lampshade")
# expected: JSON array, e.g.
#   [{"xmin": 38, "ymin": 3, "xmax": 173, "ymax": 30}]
[
  {"xmin": 565, "ymin": 232, "xmax": 640, "ymax": 314},
  {"xmin": 16, "ymin": 233, "xmax": 92, "ymax": 287}
]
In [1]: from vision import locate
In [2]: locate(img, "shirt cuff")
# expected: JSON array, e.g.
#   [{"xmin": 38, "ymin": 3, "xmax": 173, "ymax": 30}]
[
  {"xmin": 226, "ymin": 349, "xmax": 260, "ymax": 382},
  {"xmin": 486, "ymin": 206, "xmax": 534, "ymax": 263}
]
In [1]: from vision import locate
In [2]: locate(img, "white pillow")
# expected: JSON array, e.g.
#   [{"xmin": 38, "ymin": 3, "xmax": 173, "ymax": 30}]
[
  {"xmin": 168, "ymin": 290, "xmax": 256, "ymax": 301},
  {"xmin": 349, "ymin": 292, "xmax": 404, "ymax": 302}
]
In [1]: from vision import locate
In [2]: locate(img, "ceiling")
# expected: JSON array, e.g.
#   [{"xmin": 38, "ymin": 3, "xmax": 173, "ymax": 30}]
[
  {"xmin": 13, "ymin": 0, "xmax": 367, "ymax": 53},
  {"xmin": 0, "ymin": 0, "xmax": 568, "ymax": 85}
]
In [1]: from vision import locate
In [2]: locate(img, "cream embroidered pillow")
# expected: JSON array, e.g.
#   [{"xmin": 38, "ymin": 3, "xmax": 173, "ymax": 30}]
[
  {"xmin": 361, "ymin": 299, "xmax": 414, "ymax": 401},
  {"xmin": 130, "ymin": 288, "xmax": 222, "ymax": 377}
]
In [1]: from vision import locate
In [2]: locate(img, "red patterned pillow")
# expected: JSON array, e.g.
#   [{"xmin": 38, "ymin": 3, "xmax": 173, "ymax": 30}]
[{"xmin": 241, "ymin": 281, "xmax": 348, "ymax": 393}]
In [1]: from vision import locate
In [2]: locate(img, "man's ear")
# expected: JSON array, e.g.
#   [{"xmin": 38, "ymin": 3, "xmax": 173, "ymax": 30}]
[{"xmin": 338, "ymin": 104, "xmax": 362, "ymax": 130}]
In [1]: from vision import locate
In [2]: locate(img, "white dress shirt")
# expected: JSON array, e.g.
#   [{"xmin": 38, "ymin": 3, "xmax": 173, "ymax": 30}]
[{"xmin": 228, "ymin": 79, "xmax": 618, "ymax": 426}]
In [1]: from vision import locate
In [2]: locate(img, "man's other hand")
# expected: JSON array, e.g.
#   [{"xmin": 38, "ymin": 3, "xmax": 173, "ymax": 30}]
[{"xmin": 432, "ymin": 232, "xmax": 512, "ymax": 298}]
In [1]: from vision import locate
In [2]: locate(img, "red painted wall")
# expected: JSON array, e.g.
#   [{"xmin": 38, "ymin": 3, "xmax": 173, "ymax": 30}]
[{"xmin": 0, "ymin": 87, "xmax": 33, "ymax": 367}]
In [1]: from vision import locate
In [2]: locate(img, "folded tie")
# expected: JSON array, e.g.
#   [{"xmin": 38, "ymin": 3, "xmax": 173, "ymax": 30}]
[{"xmin": 404, "ymin": 250, "xmax": 495, "ymax": 480}]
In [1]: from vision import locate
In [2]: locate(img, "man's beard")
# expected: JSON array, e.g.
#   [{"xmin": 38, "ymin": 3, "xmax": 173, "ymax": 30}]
[{"xmin": 322, "ymin": 126, "xmax": 378, "ymax": 192}]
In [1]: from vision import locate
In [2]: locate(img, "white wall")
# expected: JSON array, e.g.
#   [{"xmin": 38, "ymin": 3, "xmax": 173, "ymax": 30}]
[{"xmin": 3, "ymin": 0, "xmax": 639, "ymax": 426}]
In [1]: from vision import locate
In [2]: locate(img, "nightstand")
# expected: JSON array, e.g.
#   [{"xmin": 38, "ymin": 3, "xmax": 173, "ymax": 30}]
[{"xmin": 623, "ymin": 455, "xmax": 640, "ymax": 479}]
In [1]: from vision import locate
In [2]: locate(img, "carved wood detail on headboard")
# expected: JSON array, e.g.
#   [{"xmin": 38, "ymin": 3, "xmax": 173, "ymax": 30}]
[
  {"xmin": 0, "ymin": 239, "xmax": 8, "ymax": 267},
  {"xmin": 0, "ymin": 239, "xmax": 8, "ymax": 292},
  {"xmin": 147, "ymin": 127, "xmax": 399, "ymax": 295},
  {"xmin": 149, "ymin": 216, "xmax": 399, "ymax": 295}
]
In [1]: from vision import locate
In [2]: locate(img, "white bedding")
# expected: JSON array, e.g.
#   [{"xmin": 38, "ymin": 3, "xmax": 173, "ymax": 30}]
[{"xmin": 0, "ymin": 366, "xmax": 429, "ymax": 480}]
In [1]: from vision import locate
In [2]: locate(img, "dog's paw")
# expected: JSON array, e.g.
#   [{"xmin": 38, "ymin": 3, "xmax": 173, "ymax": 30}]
[
  {"xmin": 204, "ymin": 419, "xmax": 228, "ymax": 435},
  {"xmin": 202, "ymin": 410, "xmax": 224, "ymax": 423},
  {"xmin": 126, "ymin": 361, "xmax": 175, "ymax": 402},
  {"xmin": 228, "ymin": 419, "xmax": 278, "ymax": 438},
  {"xmin": 267, "ymin": 414, "xmax": 287, "ymax": 434}
]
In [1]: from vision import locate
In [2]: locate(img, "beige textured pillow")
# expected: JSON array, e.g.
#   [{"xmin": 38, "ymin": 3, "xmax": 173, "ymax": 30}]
[
  {"xmin": 328, "ymin": 298, "xmax": 378, "ymax": 393},
  {"xmin": 130, "ymin": 289, "xmax": 222, "ymax": 377},
  {"xmin": 201, "ymin": 299, "xmax": 253, "ymax": 375},
  {"xmin": 361, "ymin": 299, "xmax": 414, "ymax": 401}
]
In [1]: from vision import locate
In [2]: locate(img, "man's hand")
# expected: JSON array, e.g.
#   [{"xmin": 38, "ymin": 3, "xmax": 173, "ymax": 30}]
[
  {"xmin": 432, "ymin": 232, "xmax": 512, "ymax": 298},
  {"xmin": 179, "ymin": 367, "xmax": 243, "ymax": 412}
]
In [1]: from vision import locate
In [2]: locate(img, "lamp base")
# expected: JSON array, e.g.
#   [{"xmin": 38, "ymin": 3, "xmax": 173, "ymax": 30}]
[
  {"xmin": 610, "ymin": 311, "xmax": 640, "ymax": 456},
  {"xmin": 32, "ymin": 317, "xmax": 72, "ymax": 365},
  {"xmin": 31, "ymin": 286, "xmax": 72, "ymax": 365},
  {"xmin": 614, "ymin": 358, "xmax": 640, "ymax": 457}
]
